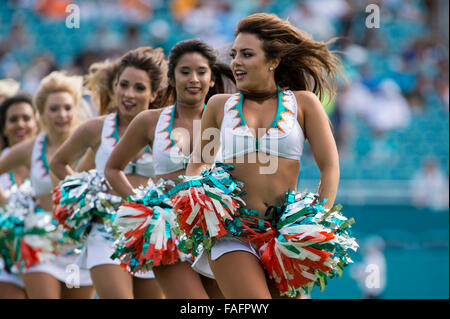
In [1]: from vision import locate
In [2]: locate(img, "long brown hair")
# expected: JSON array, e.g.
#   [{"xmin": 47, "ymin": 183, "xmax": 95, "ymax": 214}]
[
  {"xmin": 159, "ymin": 39, "xmax": 235, "ymax": 107},
  {"xmin": 86, "ymin": 47, "xmax": 169, "ymax": 115},
  {"xmin": 235, "ymin": 13, "xmax": 342, "ymax": 102},
  {"xmin": 115, "ymin": 47, "xmax": 169, "ymax": 110},
  {"xmin": 85, "ymin": 59, "xmax": 120, "ymax": 115}
]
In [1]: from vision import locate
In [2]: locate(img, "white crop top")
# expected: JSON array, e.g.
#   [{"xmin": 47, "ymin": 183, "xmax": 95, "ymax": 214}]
[
  {"xmin": 30, "ymin": 133, "xmax": 53, "ymax": 196},
  {"xmin": 220, "ymin": 89, "xmax": 305, "ymax": 161},
  {"xmin": 152, "ymin": 104, "xmax": 191, "ymax": 175},
  {"xmin": 95, "ymin": 112, "xmax": 154, "ymax": 178}
]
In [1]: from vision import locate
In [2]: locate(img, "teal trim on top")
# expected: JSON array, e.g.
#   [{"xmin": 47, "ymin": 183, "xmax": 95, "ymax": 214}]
[
  {"xmin": 110, "ymin": 112, "xmax": 120, "ymax": 145},
  {"xmin": 114, "ymin": 112, "xmax": 151, "ymax": 153},
  {"xmin": 163, "ymin": 103, "xmax": 205, "ymax": 148},
  {"xmin": 8, "ymin": 170, "xmax": 16, "ymax": 185},
  {"xmin": 130, "ymin": 163, "xmax": 137, "ymax": 174},
  {"xmin": 269, "ymin": 87, "xmax": 288, "ymax": 130},
  {"xmin": 160, "ymin": 102, "xmax": 206, "ymax": 153},
  {"xmin": 230, "ymin": 95, "xmax": 247, "ymax": 129},
  {"xmin": 237, "ymin": 87, "xmax": 286, "ymax": 135},
  {"xmin": 163, "ymin": 104, "xmax": 178, "ymax": 149},
  {"xmin": 39, "ymin": 135, "xmax": 50, "ymax": 175}
]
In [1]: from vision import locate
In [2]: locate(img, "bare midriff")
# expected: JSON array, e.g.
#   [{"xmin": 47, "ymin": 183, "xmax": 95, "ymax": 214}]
[{"xmin": 223, "ymin": 153, "xmax": 300, "ymax": 220}]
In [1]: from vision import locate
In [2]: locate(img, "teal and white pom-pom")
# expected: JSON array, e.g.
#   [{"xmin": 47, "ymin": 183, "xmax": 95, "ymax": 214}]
[
  {"xmin": 1, "ymin": 180, "xmax": 61, "ymax": 269},
  {"xmin": 53, "ymin": 169, "xmax": 122, "ymax": 242}
]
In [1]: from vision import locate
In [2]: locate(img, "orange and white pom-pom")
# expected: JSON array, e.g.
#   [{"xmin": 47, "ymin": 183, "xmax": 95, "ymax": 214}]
[
  {"xmin": 112, "ymin": 201, "xmax": 179, "ymax": 273},
  {"xmin": 18, "ymin": 212, "xmax": 59, "ymax": 269},
  {"xmin": 172, "ymin": 184, "xmax": 241, "ymax": 241},
  {"xmin": 19, "ymin": 235, "xmax": 57, "ymax": 269},
  {"xmin": 259, "ymin": 225, "xmax": 339, "ymax": 297},
  {"xmin": 52, "ymin": 187, "xmax": 72, "ymax": 230}
]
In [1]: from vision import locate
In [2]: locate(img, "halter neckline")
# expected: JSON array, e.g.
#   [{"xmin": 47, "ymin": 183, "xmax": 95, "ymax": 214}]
[
  {"xmin": 234, "ymin": 87, "xmax": 287, "ymax": 139},
  {"xmin": 111, "ymin": 112, "xmax": 151, "ymax": 154},
  {"xmin": 165, "ymin": 102, "xmax": 206, "ymax": 151}
]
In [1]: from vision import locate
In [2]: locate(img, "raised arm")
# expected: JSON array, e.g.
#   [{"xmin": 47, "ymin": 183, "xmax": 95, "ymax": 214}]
[
  {"xmin": 185, "ymin": 94, "xmax": 226, "ymax": 176},
  {"xmin": 297, "ymin": 91, "xmax": 340, "ymax": 209},
  {"xmin": 50, "ymin": 118, "xmax": 103, "ymax": 180},
  {"xmin": 105, "ymin": 110, "xmax": 158, "ymax": 199}
]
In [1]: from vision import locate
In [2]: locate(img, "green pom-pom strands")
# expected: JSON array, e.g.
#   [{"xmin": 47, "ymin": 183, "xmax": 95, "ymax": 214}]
[
  {"xmin": 111, "ymin": 179, "xmax": 182, "ymax": 274},
  {"xmin": 0, "ymin": 180, "xmax": 65, "ymax": 270},
  {"xmin": 110, "ymin": 164, "xmax": 244, "ymax": 272},
  {"xmin": 53, "ymin": 169, "xmax": 122, "ymax": 243},
  {"xmin": 239, "ymin": 191, "xmax": 358, "ymax": 297},
  {"xmin": 171, "ymin": 168, "xmax": 358, "ymax": 297}
]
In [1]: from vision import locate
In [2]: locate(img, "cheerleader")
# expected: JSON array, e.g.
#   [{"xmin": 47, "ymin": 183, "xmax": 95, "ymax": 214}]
[
  {"xmin": 0, "ymin": 93, "xmax": 38, "ymax": 298},
  {"xmin": 0, "ymin": 72, "xmax": 94, "ymax": 299},
  {"xmin": 182, "ymin": 13, "xmax": 357, "ymax": 298},
  {"xmin": 50, "ymin": 47, "xmax": 167, "ymax": 299},
  {"xmin": 104, "ymin": 39, "xmax": 235, "ymax": 298}
]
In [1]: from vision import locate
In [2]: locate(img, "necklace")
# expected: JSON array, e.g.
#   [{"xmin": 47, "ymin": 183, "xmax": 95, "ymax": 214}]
[{"xmin": 238, "ymin": 86, "xmax": 279, "ymax": 102}]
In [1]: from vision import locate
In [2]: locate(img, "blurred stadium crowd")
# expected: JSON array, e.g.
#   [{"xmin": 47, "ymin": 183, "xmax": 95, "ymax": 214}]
[{"xmin": 0, "ymin": 0, "xmax": 449, "ymax": 209}]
